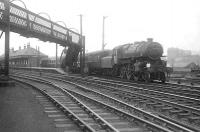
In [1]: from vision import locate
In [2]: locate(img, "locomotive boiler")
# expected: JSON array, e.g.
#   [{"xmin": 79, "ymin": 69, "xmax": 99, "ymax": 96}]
[{"xmin": 84, "ymin": 38, "xmax": 168, "ymax": 82}]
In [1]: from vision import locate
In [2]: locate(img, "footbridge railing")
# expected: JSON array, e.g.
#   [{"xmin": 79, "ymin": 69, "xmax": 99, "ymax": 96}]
[{"xmin": 0, "ymin": 0, "xmax": 81, "ymax": 46}]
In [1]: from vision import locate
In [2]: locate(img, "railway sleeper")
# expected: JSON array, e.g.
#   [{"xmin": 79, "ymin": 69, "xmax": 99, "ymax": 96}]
[
  {"xmin": 161, "ymin": 106, "xmax": 173, "ymax": 111},
  {"xmin": 75, "ymin": 86, "xmax": 198, "ymax": 131},
  {"xmin": 137, "ymin": 99, "xmax": 148, "ymax": 104},
  {"xmin": 18, "ymin": 73, "xmax": 199, "ymax": 132},
  {"xmin": 97, "ymin": 89, "xmax": 200, "ymax": 130},
  {"xmin": 176, "ymin": 111, "xmax": 191, "ymax": 118},
  {"xmin": 188, "ymin": 116, "xmax": 200, "ymax": 122},
  {"xmin": 145, "ymin": 102, "xmax": 164, "ymax": 110},
  {"xmin": 86, "ymin": 87, "xmax": 200, "ymax": 129},
  {"xmin": 152, "ymin": 103, "xmax": 165, "ymax": 109},
  {"xmin": 78, "ymin": 99, "xmax": 150, "ymax": 131},
  {"xmin": 146, "ymin": 102, "xmax": 158, "ymax": 106},
  {"xmin": 169, "ymin": 109, "xmax": 184, "ymax": 114},
  {"xmin": 110, "ymin": 122, "xmax": 132, "ymax": 128}
]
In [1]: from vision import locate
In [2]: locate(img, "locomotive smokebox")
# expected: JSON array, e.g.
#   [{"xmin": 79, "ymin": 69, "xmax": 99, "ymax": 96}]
[{"xmin": 146, "ymin": 41, "xmax": 163, "ymax": 60}]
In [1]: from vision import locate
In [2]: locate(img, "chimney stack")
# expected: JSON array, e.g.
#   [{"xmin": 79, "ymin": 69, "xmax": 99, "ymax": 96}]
[
  {"xmin": 147, "ymin": 38, "xmax": 153, "ymax": 43},
  {"xmin": 10, "ymin": 48, "xmax": 14, "ymax": 52},
  {"xmin": 27, "ymin": 43, "xmax": 30, "ymax": 48},
  {"xmin": 27, "ymin": 42, "xmax": 31, "ymax": 48}
]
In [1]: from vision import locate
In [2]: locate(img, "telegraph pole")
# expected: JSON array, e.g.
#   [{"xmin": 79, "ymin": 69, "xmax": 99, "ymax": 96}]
[
  {"xmin": 82, "ymin": 35, "xmax": 85, "ymax": 74},
  {"xmin": 56, "ymin": 44, "xmax": 58, "ymax": 68},
  {"xmin": 38, "ymin": 46, "xmax": 40, "ymax": 67},
  {"xmin": 102, "ymin": 16, "xmax": 107, "ymax": 50},
  {"xmin": 79, "ymin": 14, "xmax": 84, "ymax": 75}
]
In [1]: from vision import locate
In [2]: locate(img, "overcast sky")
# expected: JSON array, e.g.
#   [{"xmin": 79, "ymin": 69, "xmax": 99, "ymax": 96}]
[{"xmin": 1, "ymin": 0, "xmax": 200, "ymax": 56}]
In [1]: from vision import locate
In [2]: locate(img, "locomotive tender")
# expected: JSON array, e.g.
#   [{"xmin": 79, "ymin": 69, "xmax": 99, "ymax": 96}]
[{"xmin": 84, "ymin": 38, "xmax": 168, "ymax": 82}]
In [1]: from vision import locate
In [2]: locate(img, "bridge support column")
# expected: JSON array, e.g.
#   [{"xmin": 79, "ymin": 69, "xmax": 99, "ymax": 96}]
[
  {"xmin": 4, "ymin": 0, "xmax": 10, "ymax": 77},
  {"xmin": 4, "ymin": 24, "xmax": 10, "ymax": 76},
  {"xmin": 0, "ymin": 0, "xmax": 15, "ymax": 87}
]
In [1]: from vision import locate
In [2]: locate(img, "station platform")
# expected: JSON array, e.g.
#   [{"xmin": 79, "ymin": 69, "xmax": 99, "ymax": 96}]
[
  {"xmin": 12, "ymin": 67, "xmax": 67, "ymax": 75},
  {"xmin": 0, "ymin": 82, "xmax": 60, "ymax": 132}
]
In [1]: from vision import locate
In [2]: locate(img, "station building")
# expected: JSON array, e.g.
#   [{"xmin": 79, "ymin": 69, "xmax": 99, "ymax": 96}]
[{"xmin": 0, "ymin": 43, "xmax": 48, "ymax": 67}]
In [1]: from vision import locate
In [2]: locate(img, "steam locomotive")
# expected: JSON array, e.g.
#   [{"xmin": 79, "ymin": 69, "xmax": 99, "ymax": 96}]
[
  {"xmin": 63, "ymin": 38, "xmax": 168, "ymax": 82},
  {"xmin": 84, "ymin": 38, "xmax": 168, "ymax": 82}
]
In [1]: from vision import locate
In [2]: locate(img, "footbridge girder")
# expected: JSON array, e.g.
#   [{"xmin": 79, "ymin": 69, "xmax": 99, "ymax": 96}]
[
  {"xmin": 0, "ymin": 0, "xmax": 82, "ymax": 47},
  {"xmin": 0, "ymin": 0, "xmax": 85, "ymax": 76}
]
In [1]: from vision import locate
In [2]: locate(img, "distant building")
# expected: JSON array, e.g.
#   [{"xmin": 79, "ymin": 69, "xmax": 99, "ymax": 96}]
[
  {"xmin": 168, "ymin": 48, "xmax": 191, "ymax": 59},
  {"xmin": 167, "ymin": 47, "xmax": 200, "ymax": 67},
  {"xmin": 40, "ymin": 56, "xmax": 61, "ymax": 68},
  {"xmin": 0, "ymin": 43, "xmax": 48, "ymax": 67}
]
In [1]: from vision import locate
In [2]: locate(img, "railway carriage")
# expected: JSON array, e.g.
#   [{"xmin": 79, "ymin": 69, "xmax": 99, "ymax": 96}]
[{"xmin": 85, "ymin": 50, "xmax": 112, "ymax": 74}]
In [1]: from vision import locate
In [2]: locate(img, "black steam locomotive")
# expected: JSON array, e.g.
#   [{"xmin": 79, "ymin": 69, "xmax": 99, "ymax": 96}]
[{"xmin": 63, "ymin": 38, "xmax": 168, "ymax": 82}]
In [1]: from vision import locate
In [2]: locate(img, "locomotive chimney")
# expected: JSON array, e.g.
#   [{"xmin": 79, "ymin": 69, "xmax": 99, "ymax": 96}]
[{"xmin": 147, "ymin": 38, "xmax": 153, "ymax": 43}]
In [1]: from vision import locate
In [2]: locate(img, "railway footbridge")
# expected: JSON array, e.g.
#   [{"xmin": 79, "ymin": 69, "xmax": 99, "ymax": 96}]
[{"xmin": 0, "ymin": 0, "xmax": 84, "ymax": 77}]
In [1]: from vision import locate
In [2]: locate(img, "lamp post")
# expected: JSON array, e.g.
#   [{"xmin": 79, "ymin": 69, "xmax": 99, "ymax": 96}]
[
  {"xmin": 79, "ymin": 14, "xmax": 84, "ymax": 75},
  {"xmin": 102, "ymin": 16, "xmax": 107, "ymax": 50},
  {"xmin": 55, "ymin": 21, "xmax": 67, "ymax": 68}
]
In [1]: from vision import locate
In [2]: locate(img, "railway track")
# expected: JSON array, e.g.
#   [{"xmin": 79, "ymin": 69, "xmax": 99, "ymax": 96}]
[
  {"xmin": 24, "ymin": 71, "xmax": 200, "ymax": 110},
  {"xmin": 82, "ymin": 77, "xmax": 200, "ymax": 109},
  {"xmin": 62, "ymin": 75, "xmax": 200, "ymax": 131},
  {"xmin": 11, "ymin": 72, "xmax": 198, "ymax": 132},
  {"xmin": 66, "ymin": 74, "xmax": 200, "ymax": 100},
  {"xmin": 16, "ymin": 82, "xmax": 84, "ymax": 132},
  {"xmin": 12, "ymin": 74, "xmax": 175, "ymax": 132},
  {"xmin": 14, "ymin": 78, "xmax": 104, "ymax": 132},
  {"xmin": 14, "ymin": 71, "xmax": 200, "ymax": 131},
  {"xmin": 88, "ymin": 76, "xmax": 200, "ymax": 100},
  {"xmin": 13, "ymin": 69, "xmax": 200, "ymax": 99}
]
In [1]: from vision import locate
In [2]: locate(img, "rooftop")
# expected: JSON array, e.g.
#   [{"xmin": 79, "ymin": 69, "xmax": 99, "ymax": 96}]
[{"xmin": 0, "ymin": 43, "xmax": 48, "ymax": 60}]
